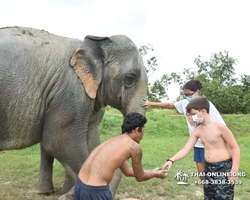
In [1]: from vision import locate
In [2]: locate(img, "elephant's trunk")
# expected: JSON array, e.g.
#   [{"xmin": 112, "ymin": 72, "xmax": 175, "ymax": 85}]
[{"xmin": 109, "ymin": 168, "xmax": 123, "ymax": 199}]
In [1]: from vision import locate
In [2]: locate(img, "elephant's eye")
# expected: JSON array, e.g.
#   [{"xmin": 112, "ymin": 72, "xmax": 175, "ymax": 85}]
[{"xmin": 123, "ymin": 75, "xmax": 135, "ymax": 87}]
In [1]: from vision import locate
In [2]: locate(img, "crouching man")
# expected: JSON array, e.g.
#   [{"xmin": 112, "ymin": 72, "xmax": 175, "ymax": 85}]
[{"xmin": 74, "ymin": 112, "xmax": 168, "ymax": 200}]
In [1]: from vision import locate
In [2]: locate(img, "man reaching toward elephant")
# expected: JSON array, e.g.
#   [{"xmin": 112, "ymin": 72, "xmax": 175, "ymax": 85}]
[{"xmin": 74, "ymin": 112, "xmax": 168, "ymax": 200}]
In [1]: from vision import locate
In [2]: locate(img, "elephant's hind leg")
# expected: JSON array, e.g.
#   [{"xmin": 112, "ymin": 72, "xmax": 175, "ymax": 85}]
[{"xmin": 38, "ymin": 142, "xmax": 54, "ymax": 194}]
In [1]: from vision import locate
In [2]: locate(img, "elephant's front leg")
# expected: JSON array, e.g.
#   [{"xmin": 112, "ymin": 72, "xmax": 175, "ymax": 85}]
[
  {"xmin": 87, "ymin": 109, "xmax": 123, "ymax": 199},
  {"xmin": 38, "ymin": 141, "xmax": 54, "ymax": 193},
  {"xmin": 86, "ymin": 109, "xmax": 104, "ymax": 152},
  {"xmin": 57, "ymin": 110, "xmax": 104, "ymax": 200}
]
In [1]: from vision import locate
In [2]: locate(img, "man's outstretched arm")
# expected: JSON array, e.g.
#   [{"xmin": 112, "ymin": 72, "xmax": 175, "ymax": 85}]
[
  {"xmin": 129, "ymin": 141, "xmax": 167, "ymax": 181},
  {"xmin": 162, "ymin": 132, "xmax": 198, "ymax": 170}
]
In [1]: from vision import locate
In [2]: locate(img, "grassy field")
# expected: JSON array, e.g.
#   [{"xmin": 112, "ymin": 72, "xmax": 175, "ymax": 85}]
[{"xmin": 0, "ymin": 107, "xmax": 249, "ymax": 200}]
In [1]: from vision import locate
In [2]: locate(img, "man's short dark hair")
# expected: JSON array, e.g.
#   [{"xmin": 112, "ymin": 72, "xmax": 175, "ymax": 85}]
[
  {"xmin": 121, "ymin": 112, "xmax": 147, "ymax": 134},
  {"xmin": 186, "ymin": 97, "xmax": 210, "ymax": 113}
]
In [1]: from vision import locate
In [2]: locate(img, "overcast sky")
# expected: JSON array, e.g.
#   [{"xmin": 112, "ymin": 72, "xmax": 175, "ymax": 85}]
[{"xmin": 1, "ymin": 0, "xmax": 249, "ymax": 101}]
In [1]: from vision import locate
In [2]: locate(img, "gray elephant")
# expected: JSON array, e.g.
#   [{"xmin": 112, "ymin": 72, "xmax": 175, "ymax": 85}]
[{"xmin": 0, "ymin": 27, "xmax": 148, "ymax": 198}]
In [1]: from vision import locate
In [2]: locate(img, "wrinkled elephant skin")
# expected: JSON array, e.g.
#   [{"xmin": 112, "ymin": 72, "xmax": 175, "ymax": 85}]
[{"xmin": 0, "ymin": 27, "xmax": 148, "ymax": 199}]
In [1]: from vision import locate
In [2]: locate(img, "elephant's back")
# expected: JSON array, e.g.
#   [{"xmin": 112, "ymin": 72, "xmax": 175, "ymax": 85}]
[
  {"xmin": 0, "ymin": 26, "xmax": 81, "ymax": 66},
  {"xmin": 0, "ymin": 27, "xmax": 82, "ymax": 148},
  {"xmin": 0, "ymin": 26, "xmax": 80, "ymax": 48},
  {"xmin": 0, "ymin": 26, "xmax": 81, "ymax": 85},
  {"xmin": 0, "ymin": 26, "xmax": 81, "ymax": 96}
]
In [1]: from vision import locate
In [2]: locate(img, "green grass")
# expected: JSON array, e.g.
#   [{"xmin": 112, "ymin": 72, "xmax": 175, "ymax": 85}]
[{"xmin": 0, "ymin": 108, "xmax": 249, "ymax": 200}]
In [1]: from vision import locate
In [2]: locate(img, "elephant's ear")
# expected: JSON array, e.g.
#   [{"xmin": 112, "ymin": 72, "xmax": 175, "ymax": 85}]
[{"xmin": 70, "ymin": 36, "xmax": 108, "ymax": 99}]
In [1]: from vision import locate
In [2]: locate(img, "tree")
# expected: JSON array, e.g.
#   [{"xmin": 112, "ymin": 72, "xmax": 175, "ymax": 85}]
[
  {"xmin": 161, "ymin": 50, "xmax": 248, "ymax": 113},
  {"xmin": 240, "ymin": 74, "xmax": 250, "ymax": 113},
  {"xmin": 140, "ymin": 46, "xmax": 248, "ymax": 113},
  {"xmin": 194, "ymin": 50, "xmax": 238, "ymax": 87},
  {"xmin": 139, "ymin": 44, "xmax": 157, "ymax": 77},
  {"xmin": 139, "ymin": 44, "xmax": 168, "ymax": 101},
  {"xmin": 147, "ymin": 80, "xmax": 168, "ymax": 102},
  {"xmin": 193, "ymin": 50, "xmax": 242, "ymax": 113}
]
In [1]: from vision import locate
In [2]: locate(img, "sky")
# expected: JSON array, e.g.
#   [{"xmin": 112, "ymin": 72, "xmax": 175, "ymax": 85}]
[{"xmin": 1, "ymin": 0, "xmax": 249, "ymax": 101}]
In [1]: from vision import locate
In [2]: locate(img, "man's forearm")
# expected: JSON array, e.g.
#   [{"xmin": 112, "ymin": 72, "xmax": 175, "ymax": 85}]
[
  {"xmin": 231, "ymin": 146, "xmax": 240, "ymax": 172},
  {"xmin": 149, "ymin": 102, "xmax": 171, "ymax": 108},
  {"xmin": 136, "ymin": 170, "xmax": 156, "ymax": 182},
  {"xmin": 135, "ymin": 169, "xmax": 163, "ymax": 182},
  {"xmin": 170, "ymin": 148, "xmax": 189, "ymax": 162}
]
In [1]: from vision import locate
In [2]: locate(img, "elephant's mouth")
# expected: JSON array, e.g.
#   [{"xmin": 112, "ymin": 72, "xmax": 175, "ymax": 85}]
[
  {"xmin": 118, "ymin": 96, "xmax": 125, "ymax": 117},
  {"xmin": 119, "ymin": 96, "xmax": 126, "ymax": 118}
]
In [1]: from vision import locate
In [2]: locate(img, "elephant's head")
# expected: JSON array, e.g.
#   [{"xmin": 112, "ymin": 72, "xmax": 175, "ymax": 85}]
[{"xmin": 70, "ymin": 35, "xmax": 148, "ymax": 116}]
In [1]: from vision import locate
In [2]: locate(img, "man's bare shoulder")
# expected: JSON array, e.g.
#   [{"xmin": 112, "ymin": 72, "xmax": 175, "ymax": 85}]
[
  {"xmin": 215, "ymin": 121, "xmax": 233, "ymax": 135},
  {"xmin": 121, "ymin": 135, "xmax": 141, "ymax": 151},
  {"xmin": 213, "ymin": 120, "xmax": 228, "ymax": 130},
  {"xmin": 114, "ymin": 134, "xmax": 142, "ymax": 156},
  {"xmin": 192, "ymin": 125, "xmax": 203, "ymax": 135},
  {"xmin": 108, "ymin": 134, "xmax": 141, "ymax": 151},
  {"xmin": 128, "ymin": 140, "xmax": 141, "ymax": 152}
]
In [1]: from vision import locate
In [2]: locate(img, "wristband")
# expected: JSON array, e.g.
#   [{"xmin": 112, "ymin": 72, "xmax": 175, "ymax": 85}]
[{"xmin": 167, "ymin": 159, "xmax": 174, "ymax": 164}]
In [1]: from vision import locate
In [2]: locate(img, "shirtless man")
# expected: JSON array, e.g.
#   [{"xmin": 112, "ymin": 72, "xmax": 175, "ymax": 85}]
[
  {"xmin": 162, "ymin": 97, "xmax": 240, "ymax": 200},
  {"xmin": 74, "ymin": 112, "xmax": 168, "ymax": 200}
]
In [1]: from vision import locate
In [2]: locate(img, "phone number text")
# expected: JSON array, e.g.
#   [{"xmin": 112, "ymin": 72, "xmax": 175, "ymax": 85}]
[{"xmin": 195, "ymin": 180, "xmax": 243, "ymax": 185}]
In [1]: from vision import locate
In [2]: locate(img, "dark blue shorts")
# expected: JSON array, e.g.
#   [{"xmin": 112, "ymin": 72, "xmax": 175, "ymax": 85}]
[
  {"xmin": 74, "ymin": 176, "xmax": 112, "ymax": 200},
  {"xmin": 193, "ymin": 147, "xmax": 205, "ymax": 162},
  {"xmin": 204, "ymin": 158, "xmax": 234, "ymax": 200}
]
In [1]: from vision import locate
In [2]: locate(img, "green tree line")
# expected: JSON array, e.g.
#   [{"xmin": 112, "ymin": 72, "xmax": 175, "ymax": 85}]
[{"xmin": 139, "ymin": 45, "xmax": 250, "ymax": 114}]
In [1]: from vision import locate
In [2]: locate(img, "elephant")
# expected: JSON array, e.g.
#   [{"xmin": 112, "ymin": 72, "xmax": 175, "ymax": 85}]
[{"xmin": 0, "ymin": 27, "xmax": 148, "ymax": 199}]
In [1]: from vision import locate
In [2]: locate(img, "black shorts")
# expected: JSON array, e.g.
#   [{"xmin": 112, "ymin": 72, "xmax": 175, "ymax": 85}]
[
  {"xmin": 204, "ymin": 158, "xmax": 234, "ymax": 200},
  {"xmin": 74, "ymin": 176, "xmax": 112, "ymax": 200}
]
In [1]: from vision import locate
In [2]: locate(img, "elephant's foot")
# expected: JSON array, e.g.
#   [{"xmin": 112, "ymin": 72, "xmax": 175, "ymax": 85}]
[
  {"xmin": 37, "ymin": 189, "xmax": 54, "ymax": 194},
  {"xmin": 58, "ymin": 186, "xmax": 74, "ymax": 200},
  {"xmin": 37, "ymin": 185, "xmax": 54, "ymax": 194}
]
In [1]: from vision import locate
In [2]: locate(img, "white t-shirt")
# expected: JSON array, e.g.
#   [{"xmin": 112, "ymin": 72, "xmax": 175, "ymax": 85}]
[{"xmin": 174, "ymin": 99, "xmax": 226, "ymax": 148}]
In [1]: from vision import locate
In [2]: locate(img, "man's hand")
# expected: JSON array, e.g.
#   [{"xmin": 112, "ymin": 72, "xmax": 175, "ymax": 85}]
[
  {"xmin": 228, "ymin": 170, "xmax": 238, "ymax": 186},
  {"xmin": 162, "ymin": 161, "xmax": 173, "ymax": 171},
  {"xmin": 153, "ymin": 167, "xmax": 169, "ymax": 178},
  {"xmin": 141, "ymin": 99, "xmax": 150, "ymax": 108}
]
